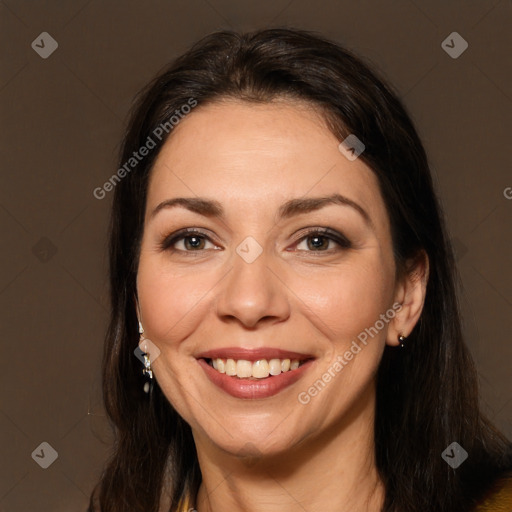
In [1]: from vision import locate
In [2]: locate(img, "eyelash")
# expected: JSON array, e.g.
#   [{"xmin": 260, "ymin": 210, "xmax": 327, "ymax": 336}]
[{"xmin": 159, "ymin": 227, "xmax": 352, "ymax": 255}]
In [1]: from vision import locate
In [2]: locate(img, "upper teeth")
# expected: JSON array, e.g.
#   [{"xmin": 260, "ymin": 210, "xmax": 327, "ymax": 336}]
[{"xmin": 210, "ymin": 358, "xmax": 301, "ymax": 378}]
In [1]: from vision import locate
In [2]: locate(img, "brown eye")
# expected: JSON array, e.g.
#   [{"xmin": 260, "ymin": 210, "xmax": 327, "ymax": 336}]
[
  {"xmin": 181, "ymin": 235, "xmax": 207, "ymax": 251},
  {"xmin": 160, "ymin": 229, "xmax": 218, "ymax": 253},
  {"xmin": 294, "ymin": 228, "xmax": 351, "ymax": 252},
  {"xmin": 301, "ymin": 235, "xmax": 331, "ymax": 251}
]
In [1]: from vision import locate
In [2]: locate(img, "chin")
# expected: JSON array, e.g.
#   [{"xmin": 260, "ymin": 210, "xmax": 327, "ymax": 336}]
[{"xmin": 201, "ymin": 421, "xmax": 307, "ymax": 461}]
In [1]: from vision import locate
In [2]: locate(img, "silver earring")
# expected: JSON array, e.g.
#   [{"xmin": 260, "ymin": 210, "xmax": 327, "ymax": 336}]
[
  {"xmin": 398, "ymin": 334, "xmax": 407, "ymax": 348},
  {"xmin": 139, "ymin": 322, "xmax": 154, "ymax": 394}
]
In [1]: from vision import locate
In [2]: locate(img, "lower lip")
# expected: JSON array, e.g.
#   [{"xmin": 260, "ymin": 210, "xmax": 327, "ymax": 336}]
[{"xmin": 197, "ymin": 359, "xmax": 314, "ymax": 399}]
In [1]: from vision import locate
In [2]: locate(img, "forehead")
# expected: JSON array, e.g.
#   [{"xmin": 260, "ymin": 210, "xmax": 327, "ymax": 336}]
[{"xmin": 147, "ymin": 100, "xmax": 388, "ymax": 232}]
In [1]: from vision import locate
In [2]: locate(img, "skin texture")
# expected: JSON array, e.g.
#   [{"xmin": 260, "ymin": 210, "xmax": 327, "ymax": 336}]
[{"xmin": 136, "ymin": 100, "xmax": 429, "ymax": 512}]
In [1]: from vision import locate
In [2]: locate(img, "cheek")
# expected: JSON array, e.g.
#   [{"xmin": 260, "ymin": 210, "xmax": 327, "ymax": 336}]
[
  {"xmin": 295, "ymin": 255, "xmax": 394, "ymax": 342},
  {"xmin": 136, "ymin": 257, "xmax": 217, "ymax": 343}
]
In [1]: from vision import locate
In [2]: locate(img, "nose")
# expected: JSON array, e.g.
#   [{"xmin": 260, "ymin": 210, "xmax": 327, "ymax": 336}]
[{"xmin": 214, "ymin": 249, "xmax": 291, "ymax": 329}]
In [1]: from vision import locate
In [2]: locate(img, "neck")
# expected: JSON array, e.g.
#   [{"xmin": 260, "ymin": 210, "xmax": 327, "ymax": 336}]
[{"xmin": 194, "ymin": 384, "xmax": 385, "ymax": 512}]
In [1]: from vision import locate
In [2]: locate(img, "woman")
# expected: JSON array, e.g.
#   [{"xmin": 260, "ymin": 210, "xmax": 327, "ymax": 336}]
[{"xmin": 89, "ymin": 28, "xmax": 512, "ymax": 511}]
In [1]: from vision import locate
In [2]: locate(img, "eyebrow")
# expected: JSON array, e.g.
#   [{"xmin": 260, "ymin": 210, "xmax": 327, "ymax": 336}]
[{"xmin": 150, "ymin": 193, "xmax": 372, "ymax": 228}]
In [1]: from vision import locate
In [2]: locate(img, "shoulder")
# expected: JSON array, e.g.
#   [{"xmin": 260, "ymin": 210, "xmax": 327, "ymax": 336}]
[{"xmin": 474, "ymin": 471, "xmax": 512, "ymax": 511}]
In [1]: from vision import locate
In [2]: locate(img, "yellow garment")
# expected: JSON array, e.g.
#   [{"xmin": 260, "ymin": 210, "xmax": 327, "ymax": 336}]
[
  {"xmin": 176, "ymin": 493, "xmax": 193, "ymax": 511},
  {"xmin": 474, "ymin": 472, "xmax": 512, "ymax": 511},
  {"xmin": 174, "ymin": 473, "xmax": 512, "ymax": 511}
]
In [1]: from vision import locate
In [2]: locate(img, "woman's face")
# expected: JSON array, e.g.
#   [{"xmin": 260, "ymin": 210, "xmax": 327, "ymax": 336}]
[{"xmin": 137, "ymin": 99, "xmax": 402, "ymax": 457}]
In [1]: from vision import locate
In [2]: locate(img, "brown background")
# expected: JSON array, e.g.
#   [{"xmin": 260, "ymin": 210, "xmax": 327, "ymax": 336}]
[{"xmin": 1, "ymin": 1, "xmax": 511, "ymax": 510}]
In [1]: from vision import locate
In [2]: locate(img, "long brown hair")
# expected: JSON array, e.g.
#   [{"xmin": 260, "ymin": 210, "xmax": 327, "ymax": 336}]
[{"xmin": 90, "ymin": 28, "xmax": 512, "ymax": 511}]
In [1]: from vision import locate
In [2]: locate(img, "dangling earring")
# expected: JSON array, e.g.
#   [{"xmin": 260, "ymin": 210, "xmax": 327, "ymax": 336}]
[
  {"xmin": 398, "ymin": 334, "xmax": 407, "ymax": 348},
  {"xmin": 139, "ymin": 321, "xmax": 154, "ymax": 394}
]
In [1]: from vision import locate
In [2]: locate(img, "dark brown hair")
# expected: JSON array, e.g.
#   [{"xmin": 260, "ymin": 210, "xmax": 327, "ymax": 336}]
[{"xmin": 90, "ymin": 28, "xmax": 512, "ymax": 511}]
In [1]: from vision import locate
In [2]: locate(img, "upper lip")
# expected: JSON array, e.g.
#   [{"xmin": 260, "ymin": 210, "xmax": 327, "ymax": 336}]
[{"xmin": 196, "ymin": 347, "xmax": 314, "ymax": 361}]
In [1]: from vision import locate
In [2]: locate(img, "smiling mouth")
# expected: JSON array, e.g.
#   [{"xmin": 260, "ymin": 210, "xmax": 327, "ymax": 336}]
[{"xmin": 203, "ymin": 357, "xmax": 312, "ymax": 379}]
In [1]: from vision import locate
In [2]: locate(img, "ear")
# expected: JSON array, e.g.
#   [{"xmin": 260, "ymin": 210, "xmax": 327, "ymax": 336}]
[{"xmin": 386, "ymin": 250, "xmax": 429, "ymax": 346}]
